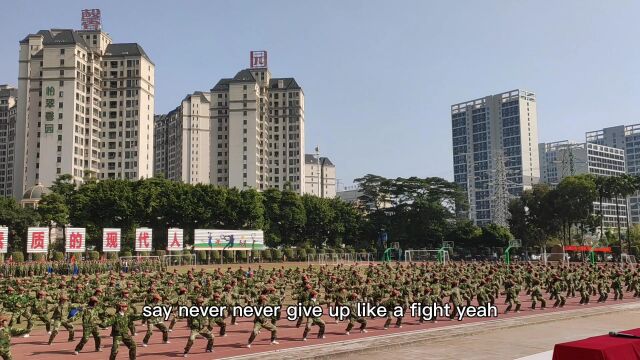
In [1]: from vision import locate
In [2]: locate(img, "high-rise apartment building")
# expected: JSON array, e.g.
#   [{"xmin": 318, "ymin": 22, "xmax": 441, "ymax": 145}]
[
  {"xmin": 538, "ymin": 141, "xmax": 588, "ymax": 185},
  {"xmin": 304, "ymin": 154, "xmax": 336, "ymax": 198},
  {"xmin": 0, "ymin": 85, "xmax": 17, "ymax": 197},
  {"xmin": 209, "ymin": 55, "xmax": 305, "ymax": 193},
  {"xmin": 14, "ymin": 28, "xmax": 154, "ymax": 198},
  {"xmin": 153, "ymin": 92, "xmax": 211, "ymax": 183},
  {"xmin": 538, "ymin": 140, "xmax": 627, "ymax": 229},
  {"xmin": 451, "ymin": 89, "xmax": 539, "ymax": 226},
  {"xmin": 586, "ymin": 125, "xmax": 640, "ymax": 224}
]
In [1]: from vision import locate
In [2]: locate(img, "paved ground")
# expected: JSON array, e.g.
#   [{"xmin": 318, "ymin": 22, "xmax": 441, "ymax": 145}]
[
  {"xmin": 332, "ymin": 306, "xmax": 640, "ymax": 360},
  {"xmin": 10, "ymin": 289, "xmax": 640, "ymax": 360}
]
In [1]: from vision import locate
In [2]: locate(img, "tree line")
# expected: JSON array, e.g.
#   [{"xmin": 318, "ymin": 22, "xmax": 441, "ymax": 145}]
[
  {"xmin": 508, "ymin": 173, "xmax": 640, "ymax": 254},
  {"xmin": 0, "ymin": 173, "xmax": 520, "ymax": 256}
]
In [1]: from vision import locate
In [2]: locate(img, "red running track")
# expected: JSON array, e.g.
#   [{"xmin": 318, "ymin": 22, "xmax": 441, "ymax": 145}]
[{"xmin": 11, "ymin": 291, "xmax": 639, "ymax": 359}]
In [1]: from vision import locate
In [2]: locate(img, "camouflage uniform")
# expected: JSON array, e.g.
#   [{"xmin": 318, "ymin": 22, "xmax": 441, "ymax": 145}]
[
  {"xmin": 183, "ymin": 298, "xmax": 213, "ymax": 356},
  {"xmin": 0, "ymin": 315, "xmax": 29, "ymax": 360}
]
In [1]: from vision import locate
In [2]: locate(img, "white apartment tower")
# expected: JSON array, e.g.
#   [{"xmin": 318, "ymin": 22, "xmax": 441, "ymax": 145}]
[
  {"xmin": 209, "ymin": 56, "xmax": 305, "ymax": 193},
  {"xmin": 539, "ymin": 140, "xmax": 627, "ymax": 229},
  {"xmin": 451, "ymin": 89, "xmax": 540, "ymax": 226},
  {"xmin": 154, "ymin": 92, "xmax": 211, "ymax": 183},
  {"xmin": 304, "ymin": 154, "xmax": 336, "ymax": 198},
  {"xmin": 0, "ymin": 85, "xmax": 17, "ymax": 197},
  {"xmin": 586, "ymin": 125, "xmax": 640, "ymax": 225},
  {"xmin": 14, "ymin": 28, "xmax": 154, "ymax": 197}
]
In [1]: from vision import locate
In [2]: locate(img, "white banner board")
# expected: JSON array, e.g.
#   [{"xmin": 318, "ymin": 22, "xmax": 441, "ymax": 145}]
[
  {"xmin": 0, "ymin": 226, "xmax": 8, "ymax": 254},
  {"xmin": 102, "ymin": 228, "xmax": 121, "ymax": 252},
  {"xmin": 65, "ymin": 227, "xmax": 86, "ymax": 253},
  {"xmin": 167, "ymin": 228, "xmax": 183, "ymax": 251},
  {"xmin": 27, "ymin": 227, "xmax": 49, "ymax": 253},
  {"xmin": 135, "ymin": 227, "xmax": 153, "ymax": 252},
  {"xmin": 193, "ymin": 229, "xmax": 264, "ymax": 251}
]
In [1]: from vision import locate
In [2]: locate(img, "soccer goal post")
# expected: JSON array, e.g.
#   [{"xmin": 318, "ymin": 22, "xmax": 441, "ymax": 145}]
[
  {"xmin": 118, "ymin": 256, "xmax": 161, "ymax": 272},
  {"xmin": 163, "ymin": 254, "xmax": 197, "ymax": 267},
  {"xmin": 622, "ymin": 254, "xmax": 637, "ymax": 266},
  {"xmin": 119, "ymin": 255, "xmax": 161, "ymax": 262},
  {"xmin": 404, "ymin": 250, "xmax": 449, "ymax": 264},
  {"xmin": 307, "ymin": 253, "xmax": 317, "ymax": 265},
  {"xmin": 354, "ymin": 252, "xmax": 373, "ymax": 262},
  {"xmin": 542, "ymin": 253, "xmax": 568, "ymax": 265}
]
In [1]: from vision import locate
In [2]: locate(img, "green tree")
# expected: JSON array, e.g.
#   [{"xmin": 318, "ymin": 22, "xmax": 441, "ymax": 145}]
[
  {"xmin": 262, "ymin": 188, "xmax": 283, "ymax": 247},
  {"xmin": 278, "ymin": 190, "xmax": 306, "ymax": 246},
  {"xmin": 555, "ymin": 175, "xmax": 597, "ymax": 244},
  {"xmin": 594, "ymin": 176, "xmax": 610, "ymax": 240},
  {"xmin": 302, "ymin": 195, "xmax": 335, "ymax": 247},
  {"xmin": 0, "ymin": 197, "xmax": 40, "ymax": 253},
  {"xmin": 508, "ymin": 184, "xmax": 561, "ymax": 250},
  {"xmin": 477, "ymin": 224, "xmax": 513, "ymax": 248},
  {"xmin": 38, "ymin": 192, "xmax": 70, "ymax": 258}
]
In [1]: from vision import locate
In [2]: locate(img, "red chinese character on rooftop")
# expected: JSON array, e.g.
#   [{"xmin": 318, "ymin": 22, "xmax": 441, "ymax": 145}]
[
  {"xmin": 81, "ymin": 9, "xmax": 101, "ymax": 31},
  {"xmin": 69, "ymin": 232, "xmax": 83, "ymax": 249},
  {"xmin": 106, "ymin": 232, "xmax": 118, "ymax": 248},
  {"xmin": 250, "ymin": 51, "xmax": 267, "ymax": 68},
  {"xmin": 0, "ymin": 231, "xmax": 5, "ymax": 249},
  {"xmin": 31, "ymin": 231, "xmax": 45, "ymax": 249}
]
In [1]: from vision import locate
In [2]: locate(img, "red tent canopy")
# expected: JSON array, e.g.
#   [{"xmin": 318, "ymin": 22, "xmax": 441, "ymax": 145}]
[{"xmin": 563, "ymin": 245, "xmax": 612, "ymax": 253}]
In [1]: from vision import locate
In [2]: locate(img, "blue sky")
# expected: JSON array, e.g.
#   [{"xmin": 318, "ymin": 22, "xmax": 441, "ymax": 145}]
[{"xmin": 2, "ymin": 1, "xmax": 639, "ymax": 188}]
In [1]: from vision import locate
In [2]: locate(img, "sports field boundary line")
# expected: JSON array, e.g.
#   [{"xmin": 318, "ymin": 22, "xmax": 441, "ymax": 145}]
[{"xmin": 221, "ymin": 301, "xmax": 640, "ymax": 360}]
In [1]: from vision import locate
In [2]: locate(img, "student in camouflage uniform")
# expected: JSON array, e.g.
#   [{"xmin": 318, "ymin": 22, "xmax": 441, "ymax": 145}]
[
  {"xmin": 183, "ymin": 296, "xmax": 213, "ymax": 357},
  {"xmin": 446, "ymin": 281, "xmax": 464, "ymax": 319},
  {"xmin": 0, "ymin": 288, "xmax": 27, "ymax": 328},
  {"xmin": 74, "ymin": 296, "xmax": 105, "ymax": 354},
  {"xmin": 530, "ymin": 279, "xmax": 546, "ymax": 310},
  {"xmin": 48, "ymin": 294, "xmax": 74, "ymax": 344},
  {"xmin": 207, "ymin": 292, "xmax": 227, "ymax": 337},
  {"xmin": 302, "ymin": 291, "xmax": 325, "ymax": 341},
  {"xmin": 383, "ymin": 290, "xmax": 403, "ymax": 329},
  {"xmin": 503, "ymin": 279, "xmax": 522, "ymax": 313},
  {"xmin": 0, "ymin": 314, "xmax": 29, "ymax": 360},
  {"xmin": 612, "ymin": 272, "xmax": 624, "ymax": 300},
  {"xmin": 168, "ymin": 287, "xmax": 189, "ymax": 331},
  {"xmin": 142, "ymin": 293, "xmax": 170, "ymax": 347},
  {"xmin": 25, "ymin": 290, "xmax": 52, "ymax": 335},
  {"xmin": 344, "ymin": 293, "xmax": 367, "ymax": 334},
  {"xmin": 294, "ymin": 284, "xmax": 311, "ymax": 328},
  {"xmin": 106, "ymin": 303, "xmax": 142, "ymax": 360},
  {"xmin": 247, "ymin": 295, "xmax": 278, "ymax": 348},
  {"xmin": 578, "ymin": 275, "xmax": 591, "ymax": 305},
  {"xmin": 551, "ymin": 275, "xmax": 567, "ymax": 308}
]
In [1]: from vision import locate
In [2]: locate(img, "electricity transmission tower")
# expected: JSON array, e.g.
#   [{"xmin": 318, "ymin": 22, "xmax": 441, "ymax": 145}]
[{"xmin": 491, "ymin": 152, "xmax": 511, "ymax": 228}]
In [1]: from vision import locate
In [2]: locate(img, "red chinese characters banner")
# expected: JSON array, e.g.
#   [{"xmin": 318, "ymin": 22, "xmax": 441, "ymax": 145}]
[
  {"xmin": 167, "ymin": 228, "xmax": 183, "ymax": 251},
  {"xmin": 27, "ymin": 227, "xmax": 49, "ymax": 253},
  {"xmin": 135, "ymin": 227, "xmax": 153, "ymax": 252},
  {"xmin": 250, "ymin": 50, "xmax": 267, "ymax": 68},
  {"xmin": 102, "ymin": 228, "xmax": 121, "ymax": 252},
  {"xmin": 65, "ymin": 227, "xmax": 86, "ymax": 253},
  {"xmin": 0, "ymin": 226, "xmax": 8, "ymax": 254}
]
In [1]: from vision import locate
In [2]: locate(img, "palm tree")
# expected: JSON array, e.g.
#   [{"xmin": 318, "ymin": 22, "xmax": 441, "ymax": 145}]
[
  {"xmin": 623, "ymin": 174, "xmax": 640, "ymax": 254},
  {"xmin": 594, "ymin": 176, "xmax": 609, "ymax": 240},
  {"xmin": 621, "ymin": 175, "xmax": 637, "ymax": 254},
  {"xmin": 607, "ymin": 175, "xmax": 636, "ymax": 255}
]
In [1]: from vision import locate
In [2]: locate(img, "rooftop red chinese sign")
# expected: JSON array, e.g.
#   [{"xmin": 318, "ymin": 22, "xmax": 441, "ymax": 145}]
[
  {"xmin": 250, "ymin": 51, "xmax": 267, "ymax": 69},
  {"xmin": 81, "ymin": 9, "xmax": 102, "ymax": 31}
]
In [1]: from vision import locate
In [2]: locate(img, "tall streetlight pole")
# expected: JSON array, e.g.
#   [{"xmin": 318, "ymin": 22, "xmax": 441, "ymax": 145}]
[{"xmin": 315, "ymin": 146, "xmax": 321, "ymax": 197}]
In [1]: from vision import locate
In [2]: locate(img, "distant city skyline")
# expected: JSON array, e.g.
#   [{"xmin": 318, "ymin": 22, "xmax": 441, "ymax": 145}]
[{"xmin": 1, "ymin": 1, "xmax": 639, "ymax": 186}]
